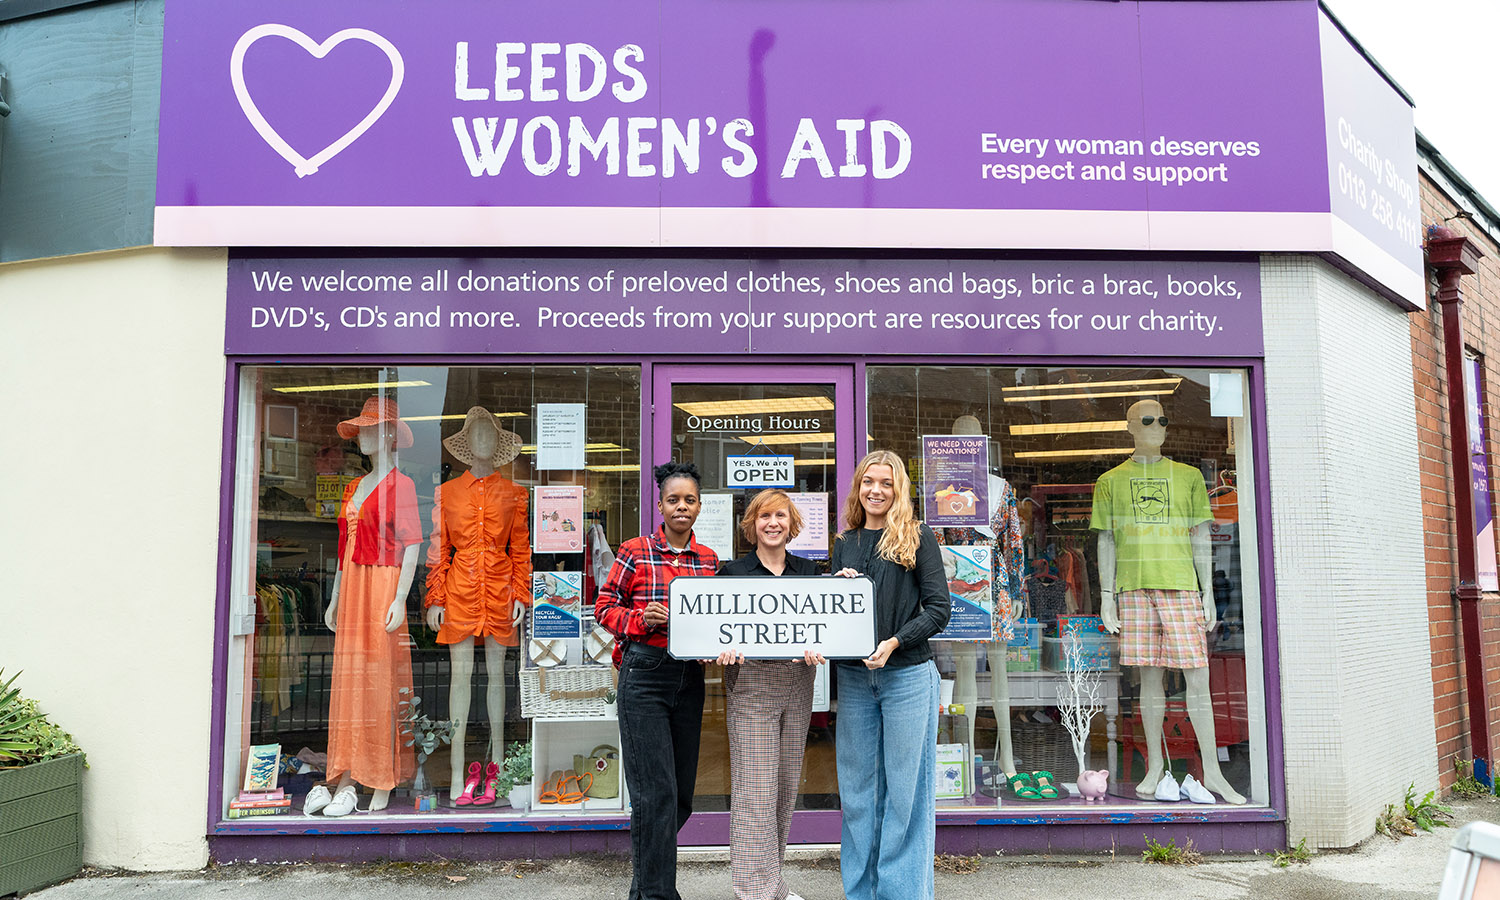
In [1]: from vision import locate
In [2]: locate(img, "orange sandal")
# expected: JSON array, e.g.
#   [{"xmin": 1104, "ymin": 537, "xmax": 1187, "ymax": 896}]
[
  {"xmin": 538, "ymin": 770, "xmax": 569, "ymax": 804},
  {"xmin": 557, "ymin": 772, "xmax": 593, "ymax": 804}
]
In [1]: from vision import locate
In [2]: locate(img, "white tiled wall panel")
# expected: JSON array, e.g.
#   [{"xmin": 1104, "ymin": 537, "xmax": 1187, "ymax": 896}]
[{"xmin": 1262, "ymin": 255, "xmax": 1438, "ymax": 847}]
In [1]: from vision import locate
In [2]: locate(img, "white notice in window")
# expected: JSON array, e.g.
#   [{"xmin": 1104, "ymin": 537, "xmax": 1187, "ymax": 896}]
[
  {"xmin": 1209, "ymin": 372, "xmax": 1244, "ymax": 418},
  {"xmin": 536, "ymin": 403, "xmax": 586, "ymax": 470},
  {"xmin": 696, "ymin": 493, "xmax": 736, "ymax": 561}
]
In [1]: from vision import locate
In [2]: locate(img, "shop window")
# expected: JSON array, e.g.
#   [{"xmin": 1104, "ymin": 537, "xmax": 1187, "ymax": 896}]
[
  {"xmin": 868, "ymin": 365, "xmax": 1270, "ymax": 809},
  {"xmin": 224, "ymin": 365, "xmax": 642, "ymax": 821}
]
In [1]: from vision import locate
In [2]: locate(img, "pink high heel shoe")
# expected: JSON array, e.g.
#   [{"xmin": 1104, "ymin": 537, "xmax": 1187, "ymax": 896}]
[
  {"xmin": 455, "ymin": 761, "xmax": 483, "ymax": 806},
  {"xmin": 471, "ymin": 762, "xmax": 500, "ymax": 807}
]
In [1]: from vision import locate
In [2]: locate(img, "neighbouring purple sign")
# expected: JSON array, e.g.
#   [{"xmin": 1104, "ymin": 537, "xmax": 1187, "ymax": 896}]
[
  {"xmin": 154, "ymin": 0, "xmax": 1421, "ymax": 304},
  {"xmin": 922, "ymin": 436, "xmax": 990, "ymax": 528},
  {"xmin": 1464, "ymin": 356, "xmax": 1498, "ymax": 591},
  {"xmin": 225, "ymin": 255, "xmax": 1263, "ymax": 357}
]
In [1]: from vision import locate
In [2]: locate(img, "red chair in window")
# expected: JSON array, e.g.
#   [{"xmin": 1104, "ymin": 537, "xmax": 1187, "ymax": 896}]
[{"xmin": 1119, "ymin": 653, "xmax": 1248, "ymax": 781}]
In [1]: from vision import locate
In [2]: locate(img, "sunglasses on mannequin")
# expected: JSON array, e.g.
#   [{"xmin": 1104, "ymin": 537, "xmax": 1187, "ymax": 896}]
[{"xmin": 1140, "ymin": 415, "xmax": 1169, "ymax": 426}]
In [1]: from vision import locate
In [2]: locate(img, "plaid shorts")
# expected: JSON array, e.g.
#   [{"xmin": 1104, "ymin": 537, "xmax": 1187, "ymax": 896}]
[{"xmin": 1117, "ymin": 589, "xmax": 1208, "ymax": 669}]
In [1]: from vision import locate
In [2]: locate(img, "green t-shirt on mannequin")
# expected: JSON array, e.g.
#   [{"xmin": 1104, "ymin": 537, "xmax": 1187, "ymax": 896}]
[{"xmin": 1089, "ymin": 457, "xmax": 1212, "ymax": 592}]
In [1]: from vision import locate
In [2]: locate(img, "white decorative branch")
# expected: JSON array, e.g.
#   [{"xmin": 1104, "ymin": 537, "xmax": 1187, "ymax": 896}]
[{"xmin": 1055, "ymin": 628, "xmax": 1105, "ymax": 775}]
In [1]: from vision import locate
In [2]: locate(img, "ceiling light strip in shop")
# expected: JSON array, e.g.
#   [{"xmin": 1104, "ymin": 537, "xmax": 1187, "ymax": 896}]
[
  {"xmin": 1013, "ymin": 447, "xmax": 1136, "ymax": 460},
  {"xmin": 673, "ymin": 397, "xmax": 835, "ymax": 416},
  {"xmin": 1000, "ymin": 377, "xmax": 1182, "ymax": 394},
  {"xmin": 272, "ymin": 380, "xmax": 433, "ymax": 393}
]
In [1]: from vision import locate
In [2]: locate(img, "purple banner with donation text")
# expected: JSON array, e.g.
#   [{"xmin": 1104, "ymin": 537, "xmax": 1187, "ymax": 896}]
[{"xmin": 226, "ymin": 255, "xmax": 1262, "ymax": 357}]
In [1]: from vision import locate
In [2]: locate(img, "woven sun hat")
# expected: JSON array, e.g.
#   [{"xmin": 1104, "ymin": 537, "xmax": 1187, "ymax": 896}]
[
  {"xmin": 443, "ymin": 406, "xmax": 523, "ymax": 467},
  {"xmin": 337, "ymin": 396, "xmax": 414, "ymax": 448}
]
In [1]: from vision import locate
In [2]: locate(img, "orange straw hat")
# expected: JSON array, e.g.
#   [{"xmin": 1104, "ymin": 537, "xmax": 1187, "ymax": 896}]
[
  {"xmin": 337, "ymin": 396, "xmax": 415, "ymax": 448},
  {"xmin": 443, "ymin": 406, "xmax": 523, "ymax": 467}
]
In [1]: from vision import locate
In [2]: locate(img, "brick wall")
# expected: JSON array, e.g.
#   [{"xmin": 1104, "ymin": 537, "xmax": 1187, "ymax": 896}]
[{"xmin": 1415, "ymin": 172, "xmax": 1500, "ymax": 787}]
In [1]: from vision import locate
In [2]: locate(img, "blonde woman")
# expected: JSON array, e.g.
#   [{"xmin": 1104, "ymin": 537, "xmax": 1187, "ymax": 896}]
[
  {"xmin": 715, "ymin": 490, "xmax": 823, "ymax": 900},
  {"xmin": 831, "ymin": 451, "xmax": 950, "ymax": 900}
]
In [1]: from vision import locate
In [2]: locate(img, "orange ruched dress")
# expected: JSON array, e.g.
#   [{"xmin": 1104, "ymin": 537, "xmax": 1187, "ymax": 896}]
[
  {"xmin": 424, "ymin": 470, "xmax": 532, "ymax": 646},
  {"xmin": 325, "ymin": 471, "xmax": 420, "ymax": 791}
]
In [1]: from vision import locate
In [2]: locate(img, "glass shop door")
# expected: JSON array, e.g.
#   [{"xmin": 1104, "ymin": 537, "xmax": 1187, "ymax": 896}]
[{"xmin": 651, "ymin": 364, "xmax": 857, "ymax": 844}]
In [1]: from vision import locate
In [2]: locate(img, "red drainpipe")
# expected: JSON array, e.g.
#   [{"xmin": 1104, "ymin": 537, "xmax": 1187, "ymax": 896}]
[{"xmin": 1428, "ymin": 228, "xmax": 1492, "ymax": 776}]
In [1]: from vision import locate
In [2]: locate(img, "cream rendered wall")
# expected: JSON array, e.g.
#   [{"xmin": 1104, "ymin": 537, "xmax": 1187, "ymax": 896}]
[
  {"xmin": 1261, "ymin": 255, "xmax": 1438, "ymax": 848},
  {"xmin": 0, "ymin": 246, "xmax": 227, "ymax": 870}
]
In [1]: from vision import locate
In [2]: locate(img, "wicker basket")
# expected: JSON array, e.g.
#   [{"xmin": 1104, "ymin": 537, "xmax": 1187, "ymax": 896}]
[
  {"xmin": 1010, "ymin": 720, "xmax": 1080, "ymax": 785},
  {"xmin": 520, "ymin": 666, "xmax": 618, "ymax": 719}
]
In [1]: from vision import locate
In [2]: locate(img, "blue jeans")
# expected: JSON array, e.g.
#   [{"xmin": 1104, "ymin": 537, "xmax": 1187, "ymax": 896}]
[
  {"xmin": 835, "ymin": 661, "xmax": 939, "ymax": 900},
  {"xmin": 617, "ymin": 643, "xmax": 705, "ymax": 900}
]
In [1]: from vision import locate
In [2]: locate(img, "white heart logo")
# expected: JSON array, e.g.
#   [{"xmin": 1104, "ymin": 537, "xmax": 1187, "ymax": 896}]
[{"xmin": 230, "ymin": 24, "xmax": 404, "ymax": 178}]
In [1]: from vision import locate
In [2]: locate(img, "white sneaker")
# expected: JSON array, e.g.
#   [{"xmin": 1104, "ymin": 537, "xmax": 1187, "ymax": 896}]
[
  {"xmin": 1180, "ymin": 774, "xmax": 1217, "ymax": 804},
  {"xmin": 786, "ymin": 893, "xmax": 807, "ymax": 900},
  {"xmin": 322, "ymin": 784, "xmax": 359, "ymax": 817},
  {"xmin": 302, "ymin": 784, "xmax": 332, "ymax": 816},
  {"xmin": 1153, "ymin": 770, "xmax": 1181, "ymax": 802}
]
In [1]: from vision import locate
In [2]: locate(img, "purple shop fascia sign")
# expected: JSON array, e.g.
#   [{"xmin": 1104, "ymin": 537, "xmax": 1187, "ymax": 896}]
[
  {"xmin": 225, "ymin": 255, "xmax": 1262, "ymax": 357},
  {"xmin": 156, "ymin": 1, "xmax": 1421, "ymax": 306}
]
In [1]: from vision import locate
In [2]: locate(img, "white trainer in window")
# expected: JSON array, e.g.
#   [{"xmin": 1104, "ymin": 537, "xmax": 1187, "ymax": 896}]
[
  {"xmin": 302, "ymin": 784, "xmax": 332, "ymax": 816},
  {"xmin": 1180, "ymin": 774, "xmax": 1217, "ymax": 804},
  {"xmin": 322, "ymin": 784, "xmax": 359, "ymax": 817},
  {"xmin": 1153, "ymin": 769, "xmax": 1181, "ymax": 802}
]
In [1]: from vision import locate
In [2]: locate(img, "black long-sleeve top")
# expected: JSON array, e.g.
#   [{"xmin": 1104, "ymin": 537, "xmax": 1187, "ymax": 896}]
[{"xmin": 830, "ymin": 524, "xmax": 950, "ymax": 668}]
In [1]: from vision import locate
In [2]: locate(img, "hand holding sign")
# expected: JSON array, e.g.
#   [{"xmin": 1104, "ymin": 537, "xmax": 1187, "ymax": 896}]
[{"xmin": 642, "ymin": 600, "xmax": 669, "ymax": 629}]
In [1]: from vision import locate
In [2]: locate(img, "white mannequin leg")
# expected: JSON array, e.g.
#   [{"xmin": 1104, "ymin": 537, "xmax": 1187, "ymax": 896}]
[
  {"xmin": 1183, "ymin": 667, "xmax": 1246, "ymax": 804},
  {"xmin": 985, "ymin": 645, "xmax": 1016, "ymax": 776},
  {"xmin": 447, "ymin": 637, "xmax": 477, "ymax": 800},
  {"xmin": 483, "ymin": 639, "xmax": 509, "ymax": 768},
  {"xmin": 950, "ymin": 645, "xmax": 979, "ymax": 755},
  {"xmin": 1135, "ymin": 666, "xmax": 1167, "ymax": 798}
]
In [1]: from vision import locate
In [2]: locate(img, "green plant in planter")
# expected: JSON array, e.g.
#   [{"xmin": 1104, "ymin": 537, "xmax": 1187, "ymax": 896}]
[
  {"xmin": 495, "ymin": 740, "xmax": 533, "ymax": 795},
  {"xmin": 0, "ymin": 669, "xmax": 87, "ymax": 897},
  {"xmin": 0, "ymin": 669, "xmax": 85, "ymax": 767}
]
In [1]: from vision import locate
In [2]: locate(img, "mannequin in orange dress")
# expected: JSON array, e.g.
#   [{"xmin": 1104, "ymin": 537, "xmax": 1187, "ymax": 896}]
[
  {"xmin": 424, "ymin": 407, "xmax": 531, "ymax": 804},
  {"xmin": 305, "ymin": 397, "xmax": 421, "ymax": 818}
]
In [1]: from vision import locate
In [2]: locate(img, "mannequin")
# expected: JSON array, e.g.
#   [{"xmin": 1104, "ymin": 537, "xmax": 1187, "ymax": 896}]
[
  {"xmin": 1093, "ymin": 399, "xmax": 1244, "ymax": 804},
  {"xmin": 424, "ymin": 406, "xmax": 529, "ymax": 804},
  {"xmin": 938, "ymin": 415, "xmax": 1025, "ymax": 778},
  {"xmin": 308, "ymin": 397, "xmax": 421, "ymax": 817}
]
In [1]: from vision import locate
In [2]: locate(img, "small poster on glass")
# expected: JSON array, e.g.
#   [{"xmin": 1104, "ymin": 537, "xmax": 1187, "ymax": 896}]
[
  {"xmin": 532, "ymin": 572, "xmax": 584, "ymax": 640},
  {"xmin": 535, "ymin": 485, "xmax": 585, "ymax": 553},
  {"xmin": 921, "ymin": 434, "xmax": 990, "ymax": 528}
]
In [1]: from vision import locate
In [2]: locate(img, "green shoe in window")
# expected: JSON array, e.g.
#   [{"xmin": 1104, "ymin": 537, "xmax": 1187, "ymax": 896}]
[
  {"xmin": 1031, "ymin": 770, "xmax": 1063, "ymax": 800},
  {"xmin": 1008, "ymin": 772, "xmax": 1045, "ymax": 801}
]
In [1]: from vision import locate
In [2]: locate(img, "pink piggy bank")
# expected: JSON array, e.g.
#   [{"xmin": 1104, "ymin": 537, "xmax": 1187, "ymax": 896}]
[{"xmin": 1076, "ymin": 769, "xmax": 1109, "ymax": 802}]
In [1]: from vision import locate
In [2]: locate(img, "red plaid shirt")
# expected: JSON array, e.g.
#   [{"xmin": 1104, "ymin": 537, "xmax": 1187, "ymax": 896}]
[{"xmin": 594, "ymin": 526, "xmax": 720, "ymax": 667}]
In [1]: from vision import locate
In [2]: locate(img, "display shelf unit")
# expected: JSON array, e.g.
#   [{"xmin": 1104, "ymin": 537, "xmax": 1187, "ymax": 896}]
[{"xmin": 530, "ymin": 717, "xmax": 628, "ymax": 813}]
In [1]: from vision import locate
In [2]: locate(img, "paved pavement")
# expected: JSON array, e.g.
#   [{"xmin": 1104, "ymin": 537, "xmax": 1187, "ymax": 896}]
[{"xmin": 30, "ymin": 797, "xmax": 1500, "ymax": 899}]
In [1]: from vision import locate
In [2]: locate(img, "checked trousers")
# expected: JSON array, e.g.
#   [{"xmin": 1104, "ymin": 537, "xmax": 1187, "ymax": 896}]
[{"xmin": 726, "ymin": 660, "xmax": 817, "ymax": 900}]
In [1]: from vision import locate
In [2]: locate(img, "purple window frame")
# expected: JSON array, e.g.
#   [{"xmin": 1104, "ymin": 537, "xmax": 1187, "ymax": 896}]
[{"xmin": 207, "ymin": 353, "xmax": 1286, "ymax": 849}]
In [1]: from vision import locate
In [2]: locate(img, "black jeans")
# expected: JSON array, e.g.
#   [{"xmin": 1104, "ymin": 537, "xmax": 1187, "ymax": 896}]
[{"xmin": 617, "ymin": 642, "xmax": 705, "ymax": 900}]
